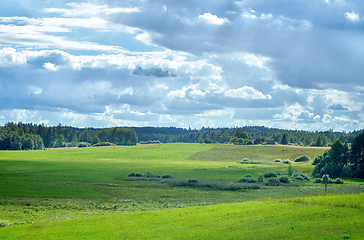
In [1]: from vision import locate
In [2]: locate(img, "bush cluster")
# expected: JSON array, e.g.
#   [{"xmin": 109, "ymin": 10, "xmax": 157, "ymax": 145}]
[
  {"xmin": 187, "ymin": 178, "xmax": 200, "ymax": 184},
  {"xmin": 128, "ymin": 172, "xmax": 162, "ymax": 178},
  {"xmin": 93, "ymin": 142, "xmax": 115, "ymax": 147},
  {"xmin": 161, "ymin": 174, "xmax": 173, "ymax": 179},
  {"xmin": 78, "ymin": 142, "xmax": 91, "ymax": 148},
  {"xmin": 166, "ymin": 178, "xmax": 260, "ymax": 191},
  {"xmin": 314, "ymin": 177, "xmax": 344, "ymax": 184},
  {"xmin": 265, "ymin": 178, "xmax": 280, "ymax": 186},
  {"xmin": 237, "ymin": 175, "xmax": 257, "ymax": 183},
  {"xmin": 264, "ymin": 172, "xmax": 277, "ymax": 178},
  {"xmin": 291, "ymin": 173, "xmax": 310, "ymax": 181},
  {"xmin": 278, "ymin": 176, "xmax": 291, "ymax": 183},
  {"xmin": 294, "ymin": 155, "xmax": 310, "ymax": 162}
]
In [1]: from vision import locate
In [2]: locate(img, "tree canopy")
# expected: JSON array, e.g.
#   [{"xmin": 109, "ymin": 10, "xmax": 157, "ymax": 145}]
[{"xmin": 312, "ymin": 133, "xmax": 364, "ymax": 179}]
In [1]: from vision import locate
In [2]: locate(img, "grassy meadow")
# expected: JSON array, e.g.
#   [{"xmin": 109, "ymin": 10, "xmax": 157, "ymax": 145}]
[{"xmin": 1, "ymin": 143, "xmax": 363, "ymax": 239}]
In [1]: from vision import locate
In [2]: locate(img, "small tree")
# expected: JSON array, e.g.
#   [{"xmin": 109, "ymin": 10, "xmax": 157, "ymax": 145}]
[
  {"xmin": 322, "ymin": 174, "xmax": 329, "ymax": 192},
  {"xmin": 281, "ymin": 134, "xmax": 288, "ymax": 145},
  {"xmin": 288, "ymin": 164, "xmax": 293, "ymax": 176}
]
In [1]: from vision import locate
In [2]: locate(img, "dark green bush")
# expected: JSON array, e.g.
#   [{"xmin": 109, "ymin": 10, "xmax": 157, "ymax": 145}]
[
  {"xmin": 292, "ymin": 173, "xmax": 310, "ymax": 181},
  {"xmin": 144, "ymin": 172, "xmax": 160, "ymax": 178},
  {"xmin": 237, "ymin": 177, "xmax": 256, "ymax": 183},
  {"xmin": 188, "ymin": 178, "xmax": 200, "ymax": 184},
  {"xmin": 264, "ymin": 172, "xmax": 277, "ymax": 178},
  {"xmin": 257, "ymin": 174, "xmax": 264, "ymax": 182},
  {"xmin": 314, "ymin": 178, "xmax": 322, "ymax": 183},
  {"xmin": 265, "ymin": 178, "xmax": 280, "ymax": 186},
  {"xmin": 312, "ymin": 156, "xmax": 321, "ymax": 165},
  {"xmin": 294, "ymin": 176, "xmax": 305, "ymax": 181},
  {"xmin": 300, "ymin": 174, "xmax": 310, "ymax": 181},
  {"xmin": 279, "ymin": 176, "xmax": 290, "ymax": 183},
  {"xmin": 294, "ymin": 155, "xmax": 310, "ymax": 162},
  {"xmin": 128, "ymin": 172, "xmax": 143, "ymax": 177},
  {"xmin": 162, "ymin": 174, "xmax": 173, "ymax": 179},
  {"xmin": 283, "ymin": 160, "xmax": 291, "ymax": 164},
  {"xmin": 334, "ymin": 178, "xmax": 344, "ymax": 184}
]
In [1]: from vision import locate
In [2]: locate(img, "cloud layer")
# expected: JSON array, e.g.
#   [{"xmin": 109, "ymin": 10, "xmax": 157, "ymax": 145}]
[{"xmin": 0, "ymin": 0, "xmax": 363, "ymax": 131}]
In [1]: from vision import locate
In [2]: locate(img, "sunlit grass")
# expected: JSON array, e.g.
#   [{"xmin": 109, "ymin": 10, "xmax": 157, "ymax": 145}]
[
  {"xmin": 1, "ymin": 193, "xmax": 363, "ymax": 240},
  {"xmin": 0, "ymin": 143, "xmax": 362, "ymax": 238}
]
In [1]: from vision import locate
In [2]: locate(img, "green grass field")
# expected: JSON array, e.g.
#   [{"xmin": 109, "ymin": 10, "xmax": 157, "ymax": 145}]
[{"xmin": 1, "ymin": 143, "xmax": 363, "ymax": 239}]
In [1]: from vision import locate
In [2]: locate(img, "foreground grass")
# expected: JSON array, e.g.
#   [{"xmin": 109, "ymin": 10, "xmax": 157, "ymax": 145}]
[
  {"xmin": 1, "ymin": 193, "xmax": 363, "ymax": 240},
  {"xmin": 1, "ymin": 143, "xmax": 363, "ymax": 226}
]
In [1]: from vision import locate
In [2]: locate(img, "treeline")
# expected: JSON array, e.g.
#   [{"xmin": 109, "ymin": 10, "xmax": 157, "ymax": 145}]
[
  {"xmin": 312, "ymin": 133, "xmax": 364, "ymax": 178},
  {"xmin": 131, "ymin": 126, "xmax": 361, "ymax": 146},
  {"xmin": 1, "ymin": 123, "xmax": 363, "ymax": 151},
  {"xmin": 0, "ymin": 122, "xmax": 137, "ymax": 150},
  {"xmin": 0, "ymin": 124, "xmax": 44, "ymax": 150}
]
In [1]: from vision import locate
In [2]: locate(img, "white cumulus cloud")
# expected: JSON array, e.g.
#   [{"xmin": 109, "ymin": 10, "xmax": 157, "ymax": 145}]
[
  {"xmin": 198, "ymin": 13, "xmax": 229, "ymax": 25},
  {"xmin": 345, "ymin": 12, "xmax": 360, "ymax": 22}
]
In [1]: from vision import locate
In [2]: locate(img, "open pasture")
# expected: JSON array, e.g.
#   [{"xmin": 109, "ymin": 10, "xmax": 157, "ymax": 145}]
[
  {"xmin": 1, "ymin": 193, "xmax": 363, "ymax": 240},
  {"xmin": 0, "ymin": 143, "xmax": 363, "ymax": 238}
]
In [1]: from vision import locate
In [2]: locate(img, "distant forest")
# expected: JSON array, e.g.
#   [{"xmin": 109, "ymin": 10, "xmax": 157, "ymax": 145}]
[{"xmin": 0, "ymin": 122, "xmax": 363, "ymax": 150}]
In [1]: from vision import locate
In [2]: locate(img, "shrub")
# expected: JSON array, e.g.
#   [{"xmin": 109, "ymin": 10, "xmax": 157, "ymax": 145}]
[
  {"xmin": 288, "ymin": 165, "xmax": 293, "ymax": 176},
  {"xmin": 223, "ymin": 184, "xmax": 242, "ymax": 191},
  {"xmin": 237, "ymin": 177, "xmax": 256, "ymax": 183},
  {"xmin": 294, "ymin": 155, "xmax": 310, "ymax": 162},
  {"xmin": 128, "ymin": 172, "xmax": 143, "ymax": 177},
  {"xmin": 314, "ymin": 178, "xmax": 322, "ymax": 183},
  {"xmin": 294, "ymin": 176, "xmax": 304, "ymax": 181},
  {"xmin": 93, "ymin": 142, "xmax": 115, "ymax": 147},
  {"xmin": 312, "ymin": 156, "xmax": 321, "ymax": 165},
  {"xmin": 162, "ymin": 174, "xmax": 173, "ymax": 179},
  {"xmin": 187, "ymin": 178, "xmax": 200, "ymax": 184},
  {"xmin": 334, "ymin": 178, "xmax": 344, "ymax": 184},
  {"xmin": 143, "ymin": 172, "xmax": 160, "ymax": 178},
  {"xmin": 0, "ymin": 220, "xmax": 11, "ymax": 227},
  {"xmin": 78, "ymin": 142, "xmax": 90, "ymax": 148},
  {"xmin": 300, "ymin": 174, "xmax": 310, "ymax": 181},
  {"xmin": 292, "ymin": 173, "xmax": 310, "ymax": 181},
  {"xmin": 279, "ymin": 176, "xmax": 291, "ymax": 183},
  {"xmin": 264, "ymin": 172, "xmax": 277, "ymax": 178},
  {"xmin": 257, "ymin": 174, "xmax": 264, "ymax": 182},
  {"xmin": 241, "ymin": 158, "xmax": 249, "ymax": 163},
  {"xmin": 274, "ymin": 159, "xmax": 281, "ymax": 162},
  {"xmin": 283, "ymin": 160, "xmax": 291, "ymax": 164},
  {"xmin": 265, "ymin": 178, "xmax": 280, "ymax": 186}
]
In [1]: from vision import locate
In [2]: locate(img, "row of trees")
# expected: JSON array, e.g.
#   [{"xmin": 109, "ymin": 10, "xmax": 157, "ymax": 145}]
[
  {"xmin": 1, "ymin": 122, "xmax": 363, "ymax": 151},
  {"xmin": 0, "ymin": 128, "xmax": 44, "ymax": 150},
  {"xmin": 0, "ymin": 122, "xmax": 137, "ymax": 150},
  {"xmin": 133, "ymin": 126, "xmax": 361, "ymax": 146},
  {"xmin": 312, "ymin": 133, "xmax": 364, "ymax": 178}
]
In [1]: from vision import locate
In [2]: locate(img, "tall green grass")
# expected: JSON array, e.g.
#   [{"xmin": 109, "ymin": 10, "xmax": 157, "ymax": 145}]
[
  {"xmin": 1, "ymin": 193, "xmax": 363, "ymax": 240},
  {"xmin": 0, "ymin": 143, "xmax": 362, "ymax": 232}
]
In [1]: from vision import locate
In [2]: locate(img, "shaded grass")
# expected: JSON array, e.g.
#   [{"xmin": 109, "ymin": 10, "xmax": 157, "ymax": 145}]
[{"xmin": 1, "ymin": 193, "xmax": 363, "ymax": 240}]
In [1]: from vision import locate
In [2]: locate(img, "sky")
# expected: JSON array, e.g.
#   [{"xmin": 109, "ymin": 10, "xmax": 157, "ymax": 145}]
[{"xmin": 0, "ymin": 0, "xmax": 363, "ymax": 132}]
